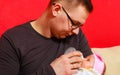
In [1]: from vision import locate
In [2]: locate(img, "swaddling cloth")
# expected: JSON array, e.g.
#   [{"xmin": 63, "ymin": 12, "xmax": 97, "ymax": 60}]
[{"xmin": 73, "ymin": 68, "xmax": 100, "ymax": 75}]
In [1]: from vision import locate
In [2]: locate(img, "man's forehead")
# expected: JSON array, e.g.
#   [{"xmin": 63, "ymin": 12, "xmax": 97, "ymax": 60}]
[{"xmin": 69, "ymin": 6, "xmax": 89, "ymax": 24}]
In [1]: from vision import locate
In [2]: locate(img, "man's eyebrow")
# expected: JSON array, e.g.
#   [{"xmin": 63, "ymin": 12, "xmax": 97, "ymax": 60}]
[{"xmin": 72, "ymin": 19, "xmax": 83, "ymax": 25}]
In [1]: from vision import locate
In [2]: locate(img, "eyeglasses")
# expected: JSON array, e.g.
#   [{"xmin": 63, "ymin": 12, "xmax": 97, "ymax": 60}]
[{"xmin": 62, "ymin": 7, "xmax": 83, "ymax": 30}]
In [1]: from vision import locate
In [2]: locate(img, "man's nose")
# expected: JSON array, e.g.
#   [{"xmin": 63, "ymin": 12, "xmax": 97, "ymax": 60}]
[{"xmin": 72, "ymin": 28, "xmax": 79, "ymax": 35}]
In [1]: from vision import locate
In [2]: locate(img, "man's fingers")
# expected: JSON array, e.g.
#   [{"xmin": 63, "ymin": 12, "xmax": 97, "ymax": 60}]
[
  {"xmin": 70, "ymin": 69, "xmax": 78, "ymax": 75},
  {"xmin": 66, "ymin": 51, "xmax": 82, "ymax": 58},
  {"xmin": 69, "ymin": 56, "xmax": 82, "ymax": 64},
  {"xmin": 70, "ymin": 63, "xmax": 81, "ymax": 69}
]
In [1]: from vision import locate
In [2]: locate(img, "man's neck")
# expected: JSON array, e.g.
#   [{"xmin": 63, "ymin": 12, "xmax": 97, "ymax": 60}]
[{"xmin": 30, "ymin": 12, "xmax": 51, "ymax": 38}]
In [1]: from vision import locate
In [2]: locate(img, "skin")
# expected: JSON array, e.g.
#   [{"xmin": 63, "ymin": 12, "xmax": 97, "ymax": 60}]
[{"xmin": 30, "ymin": 2, "xmax": 95, "ymax": 75}]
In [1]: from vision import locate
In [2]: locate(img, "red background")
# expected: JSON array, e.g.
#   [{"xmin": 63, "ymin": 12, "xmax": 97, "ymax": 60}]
[{"xmin": 0, "ymin": 0, "xmax": 120, "ymax": 48}]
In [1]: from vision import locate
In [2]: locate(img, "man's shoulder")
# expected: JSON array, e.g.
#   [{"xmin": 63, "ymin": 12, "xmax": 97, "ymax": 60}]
[
  {"xmin": 4, "ymin": 22, "xmax": 31, "ymax": 36},
  {"xmin": 0, "ymin": 22, "xmax": 34, "ymax": 42}
]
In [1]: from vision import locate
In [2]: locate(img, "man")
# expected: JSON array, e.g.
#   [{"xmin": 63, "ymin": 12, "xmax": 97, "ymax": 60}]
[{"xmin": 0, "ymin": 0, "xmax": 95, "ymax": 75}]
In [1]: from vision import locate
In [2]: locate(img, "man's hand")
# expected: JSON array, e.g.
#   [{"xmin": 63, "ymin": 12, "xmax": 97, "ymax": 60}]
[
  {"xmin": 50, "ymin": 51, "xmax": 83, "ymax": 75},
  {"xmin": 81, "ymin": 54, "xmax": 95, "ymax": 69}
]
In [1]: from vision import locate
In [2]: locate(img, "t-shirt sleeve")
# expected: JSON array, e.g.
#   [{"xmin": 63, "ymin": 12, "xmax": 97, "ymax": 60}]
[
  {"xmin": 0, "ymin": 34, "xmax": 20, "ymax": 75},
  {"xmin": 78, "ymin": 29, "xmax": 93, "ymax": 58}
]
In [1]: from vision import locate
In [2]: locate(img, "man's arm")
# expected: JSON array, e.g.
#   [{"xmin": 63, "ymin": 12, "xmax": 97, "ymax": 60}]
[
  {"xmin": 78, "ymin": 29, "xmax": 95, "ymax": 68},
  {"xmin": 0, "ymin": 35, "xmax": 20, "ymax": 75}
]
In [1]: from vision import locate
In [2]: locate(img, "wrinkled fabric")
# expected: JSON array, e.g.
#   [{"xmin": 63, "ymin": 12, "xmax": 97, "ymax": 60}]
[{"xmin": 74, "ymin": 68, "xmax": 100, "ymax": 75}]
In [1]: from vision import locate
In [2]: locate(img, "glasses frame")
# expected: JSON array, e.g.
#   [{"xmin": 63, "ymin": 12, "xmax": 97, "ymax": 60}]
[{"xmin": 62, "ymin": 7, "xmax": 82, "ymax": 30}]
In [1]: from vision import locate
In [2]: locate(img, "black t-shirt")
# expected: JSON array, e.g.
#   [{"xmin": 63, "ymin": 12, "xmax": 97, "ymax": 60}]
[{"xmin": 0, "ymin": 22, "xmax": 93, "ymax": 75}]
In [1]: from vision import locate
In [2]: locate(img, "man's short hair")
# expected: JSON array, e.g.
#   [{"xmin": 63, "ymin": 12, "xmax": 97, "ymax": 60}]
[{"xmin": 49, "ymin": 0, "xmax": 93, "ymax": 13}]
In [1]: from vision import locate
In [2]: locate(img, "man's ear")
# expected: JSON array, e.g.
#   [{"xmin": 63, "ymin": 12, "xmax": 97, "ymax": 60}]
[{"xmin": 51, "ymin": 3, "xmax": 62, "ymax": 16}]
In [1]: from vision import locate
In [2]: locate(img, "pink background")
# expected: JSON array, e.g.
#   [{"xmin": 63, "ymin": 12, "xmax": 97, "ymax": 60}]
[{"xmin": 0, "ymin": 0, "xmax": 120, "ymax": 47}]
